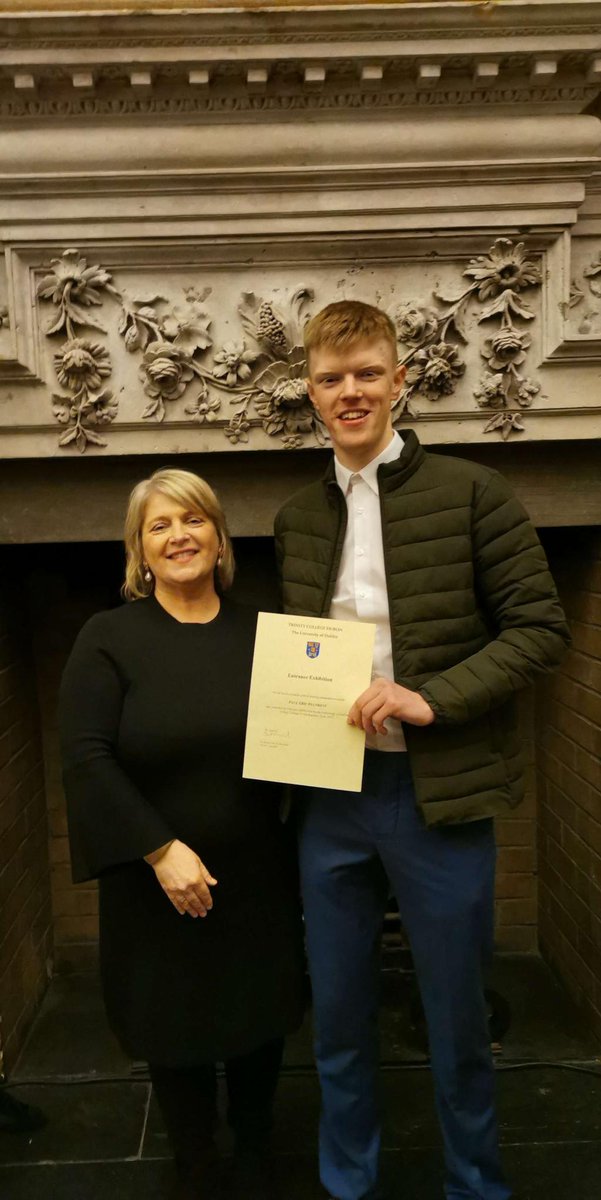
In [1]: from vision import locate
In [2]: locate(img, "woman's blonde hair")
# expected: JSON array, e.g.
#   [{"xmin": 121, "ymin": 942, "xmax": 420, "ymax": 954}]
[{"xmin": 122, "ymin": 468, "xmax": 235, "ymax": 601}]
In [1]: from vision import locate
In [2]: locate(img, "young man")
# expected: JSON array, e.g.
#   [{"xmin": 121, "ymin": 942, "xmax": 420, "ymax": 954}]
[{"xmin": 274, "ymin": 301, "xmax": 569, "ymax": 1200}]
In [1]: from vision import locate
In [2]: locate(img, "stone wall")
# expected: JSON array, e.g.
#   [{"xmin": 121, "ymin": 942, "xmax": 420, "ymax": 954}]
[
  {"xmin": 0, "ymin": 558, "xmax": 52, "ymax": 1073},
  {"xmin": 536, "ymin": 528, "xmax": 601, "ymax": 1039}
]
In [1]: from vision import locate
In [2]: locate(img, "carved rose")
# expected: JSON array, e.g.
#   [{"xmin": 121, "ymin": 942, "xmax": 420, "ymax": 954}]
[
  {"xmin": 482, "ymin": 329, "xmax": 530, "ymax": 371},
  {"xmin": 161, "ymin": 304, "xmax": 212, "ymax": 355},
  {"xmin": 54, "ymin": 339, "xmax": 111, "ymax": 393},
  {"xmin": 406, "ymin": 342, "xmax": 465, "ymax": 398},
  {"xmin": 271, "ymin": 377, "xmax": 308, "ymax": 408},
  {"xmin": 394, "ymin": 302, "xmax": 438, "ymax": 345},
  {"xmin": 140, "ymin": 340, "xmax": 194, "ymax": 402},
  {"xmin": 473, "ymin": 374, "xmax": 507, "ymax": 409},
  {"xmin": 464, "ymin": 239, "xmax": 541, "ymax": 301},
  {"xmin": 213, "ymin": 340, "xmax": 257, "ymax": 387},
  {"xmin": 254, "ymin": 355, "xmax": 314, "ymax": 436}
]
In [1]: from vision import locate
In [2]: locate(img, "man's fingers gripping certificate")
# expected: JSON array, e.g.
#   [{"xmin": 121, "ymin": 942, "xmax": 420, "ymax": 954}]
[{"xmin": 243, "ymin": 613, "xmax": 376, "ymax": 792}]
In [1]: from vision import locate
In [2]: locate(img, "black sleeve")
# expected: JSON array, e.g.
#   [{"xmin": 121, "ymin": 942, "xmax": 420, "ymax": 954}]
[{"xmin": 59, "ymin": 614, "xmax": 175, "ymax": 883}]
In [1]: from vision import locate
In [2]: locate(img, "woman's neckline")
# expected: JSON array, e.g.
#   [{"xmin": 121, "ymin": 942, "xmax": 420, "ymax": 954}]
[{"xmin": 149, "ymin": 592, "xmax": 224, "ymax": 627}]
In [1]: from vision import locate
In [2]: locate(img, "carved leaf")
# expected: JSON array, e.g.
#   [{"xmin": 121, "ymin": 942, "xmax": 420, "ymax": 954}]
[
  {"xmin": 58, "ymin": 425, "xmax": 79, "ymax": 447},
  {"xmin": 37, "ymin": 276, "xmax": 60, "ymax": 301},
  {"xmin": 588, "ymin": 277, "xmax": 601, "ymax": 299},
  {"xmin": 76, "ymin": 430, "xmax": 87, "ymax": 454},
  {"xmin": 434, "ymin": 286, "xmax": 473, "ymax": 306},
  {"xmin": 117, "ymin": 307, "xmax": 130, "ymax": 336},
  {"xmin": 446, "ymin": 304, "xmax": 469, "ymax": 344},
  {"xmin": 142, "ymin": 396, "xmax": 165, "ymax": 422},
  {"xmin": 478, "ymin": 289, "xmax": 535, "ymax": 323},
  {"xmin": 238, "ymin": 292, "xmax": 261, "ymax": 341},
  {"xmin": 255, "ymin": 361, "xmax": 288, "ymax": 391},
  {"xmin": 569, "ymin": 282, "xmax": 585, "ymax": 309},
  {"xmin": 483, "ymin": 413, "xmax": 507, "ymax": 436},
  {"xmin": 265, "ymin": 417, "xmax": 286, "ymax": 437},
  {"xmin": 65, "ymin": 301, "xmax": 107, "ymax": 333},
  {"xmin": 132, "ymin": 294, "xmax": 168, "ymax": 306},
  {"xmin": 82, "ymin": 427, "xmax": 108, "ymax": 447},
  {"xmin": 483, "ymin": 412, "xmax": 525, "ymax": 439},
  {"xmin": 45, "ymin": 310, "xmax": 68, "ymax": 336},
  {"xmin": 286, "ymin": 286, "xmax": 314, "ymax": 343}
]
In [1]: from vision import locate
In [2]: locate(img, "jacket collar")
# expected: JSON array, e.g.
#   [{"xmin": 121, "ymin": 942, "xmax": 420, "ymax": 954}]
[{"xmin": 324, "ymin": 428, "xmax": 426, "ymax": 491}]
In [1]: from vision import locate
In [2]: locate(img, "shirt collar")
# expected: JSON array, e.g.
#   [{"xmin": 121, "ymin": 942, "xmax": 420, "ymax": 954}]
[{"xmin": 334, "ymin": 431, "xmax": 404, "ymax": 497}]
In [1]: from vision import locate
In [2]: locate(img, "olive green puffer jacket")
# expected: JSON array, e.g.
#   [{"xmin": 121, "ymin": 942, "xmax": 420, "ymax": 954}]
[{"xmin": 274, "ymin": 430, "xmax": 569, "ymax": 825}]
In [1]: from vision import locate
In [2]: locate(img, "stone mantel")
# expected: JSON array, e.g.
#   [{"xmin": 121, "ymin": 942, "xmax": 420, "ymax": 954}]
[{"xmin": 1, "ymin": 2, "xmax": 601, "ymax": 469}]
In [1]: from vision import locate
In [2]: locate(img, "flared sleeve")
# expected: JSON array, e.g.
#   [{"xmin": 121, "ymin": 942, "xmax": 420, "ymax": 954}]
[{"xmin": 59, "ymin": 612, "xmax": 174, "ymax": 883}]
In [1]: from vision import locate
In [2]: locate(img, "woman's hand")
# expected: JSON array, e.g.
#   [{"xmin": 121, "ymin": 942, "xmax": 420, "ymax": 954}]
[{"xmin": 147, "ymin": 839, "xmax": 217, "ymax": 917}]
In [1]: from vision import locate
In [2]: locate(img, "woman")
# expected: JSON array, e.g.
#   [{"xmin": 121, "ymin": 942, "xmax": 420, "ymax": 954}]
[{"xmin": 59, "ymin": 468, "xmax": 305, "ymax": 1200}]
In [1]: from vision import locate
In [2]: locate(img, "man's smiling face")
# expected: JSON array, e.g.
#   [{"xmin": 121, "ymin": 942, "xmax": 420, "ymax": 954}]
[{"xmin": 306, "ymin": 337, "xmax": 406, "ymax": 472}]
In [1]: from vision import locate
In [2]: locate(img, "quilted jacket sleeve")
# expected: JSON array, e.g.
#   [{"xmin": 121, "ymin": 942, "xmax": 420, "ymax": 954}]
[{"xmin": 417, "ymin": 471, "xmax": 570, "ymax": 725}]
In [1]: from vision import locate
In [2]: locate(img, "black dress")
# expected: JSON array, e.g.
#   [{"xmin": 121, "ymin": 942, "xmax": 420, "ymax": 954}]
[{"xmin": 59, "ymin": 596, "xmax": 305, "ymax": 1067}]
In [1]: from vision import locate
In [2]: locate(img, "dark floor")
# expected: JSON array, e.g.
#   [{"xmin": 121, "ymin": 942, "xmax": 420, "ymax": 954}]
[{"xmin": 1, "ymin": 955, "xmax": 600, "ymax": 1199}]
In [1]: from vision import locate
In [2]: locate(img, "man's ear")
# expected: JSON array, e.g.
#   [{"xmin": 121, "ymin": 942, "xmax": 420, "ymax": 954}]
[
  {"xmin": 393, "ymin": 362, "xmax": 407, "ymax": 402},
  {"xmin": 306, "ymin": 378, "xmax": 320, "ymax": 414}
]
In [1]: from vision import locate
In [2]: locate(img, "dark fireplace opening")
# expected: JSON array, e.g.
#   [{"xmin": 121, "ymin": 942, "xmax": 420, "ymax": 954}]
[{"xmin": 0, "ymin": 526, "xmax": 599, "ymax": 1074}]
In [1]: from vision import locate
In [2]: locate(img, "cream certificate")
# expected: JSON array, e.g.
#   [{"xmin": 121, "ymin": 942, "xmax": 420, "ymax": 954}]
[{"xmin": 243, "ymin": 612, "xmax": 376, "ymax": 792}]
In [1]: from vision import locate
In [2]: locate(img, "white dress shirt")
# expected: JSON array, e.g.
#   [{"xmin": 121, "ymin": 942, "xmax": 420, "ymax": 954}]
[{"xmin": 329, "ymin": 431, "xmax": 407, "ymax": 753}]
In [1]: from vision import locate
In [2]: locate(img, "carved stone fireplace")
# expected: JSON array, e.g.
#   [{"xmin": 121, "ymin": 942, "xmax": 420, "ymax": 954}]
[{"xmin": 1, "ymin": 1, "xmax": 600, "ymax": 1074}]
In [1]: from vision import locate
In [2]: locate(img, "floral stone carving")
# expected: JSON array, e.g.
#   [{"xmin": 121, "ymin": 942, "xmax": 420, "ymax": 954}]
[
  {"xmin": 37, "ymin": 250, "xmax": 118, "ymax": 452},
  {"xmin": 394, "ymin": 239, "xmax": 542, "ymax": 441},
  {"xmin": 37, "ymin": 239, "xmax": 543, "ymax": 453}
]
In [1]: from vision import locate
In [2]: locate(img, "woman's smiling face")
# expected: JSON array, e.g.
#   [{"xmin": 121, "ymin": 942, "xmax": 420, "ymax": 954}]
[{"xmin": 141, "ymin": 491, "xmax": 221, "ymax": 595}]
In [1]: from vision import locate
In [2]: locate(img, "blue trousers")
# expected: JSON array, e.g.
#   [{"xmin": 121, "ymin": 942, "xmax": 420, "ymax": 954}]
[{"xmin": 297, "ymin": 751, "xmax": 511, "ymax": 1200}]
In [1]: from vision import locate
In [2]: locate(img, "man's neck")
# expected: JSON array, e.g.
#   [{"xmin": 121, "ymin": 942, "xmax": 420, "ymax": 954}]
[{"xmin": 334, "ymin": 431, "xmax": 397, "ymax": 474}]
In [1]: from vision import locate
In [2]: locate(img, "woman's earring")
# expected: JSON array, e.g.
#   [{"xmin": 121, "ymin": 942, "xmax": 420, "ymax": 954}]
[
  {"xmin": 143, "ymin": 563, "xmax": 152, "ymax": 583},
  {"xmin": 217, "ymin": 545, "xmax": 224, "ymax": 567}
]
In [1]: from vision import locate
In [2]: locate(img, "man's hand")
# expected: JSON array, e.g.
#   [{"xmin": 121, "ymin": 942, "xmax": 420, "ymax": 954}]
[
  {"xmin": 348, "ymin": 677, "xmax": 435, "ymax": 735},
  {"xmin": 147, "ymin": 839, "xmax": 217, "ymax": 918}
]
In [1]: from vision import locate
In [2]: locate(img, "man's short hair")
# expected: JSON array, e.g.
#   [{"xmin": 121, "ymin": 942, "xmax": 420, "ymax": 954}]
[{"xmin": 304, "ymin": 300, "xmax": 398, "ymax": 370}]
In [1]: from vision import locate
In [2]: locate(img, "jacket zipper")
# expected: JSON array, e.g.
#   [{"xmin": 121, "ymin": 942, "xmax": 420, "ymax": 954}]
[{"xmin": 377, "ymin": 467, "xmax": 409, "ymax": 688}]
